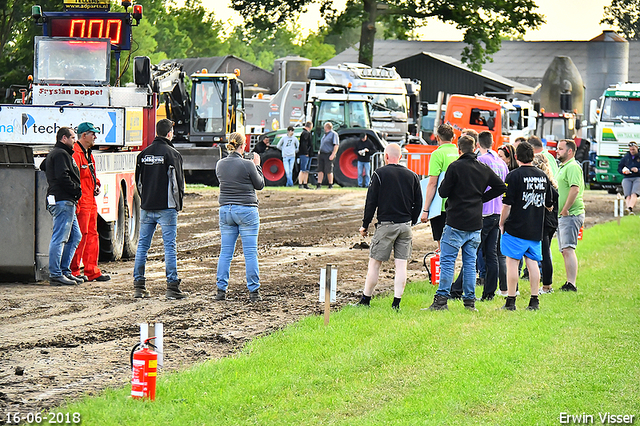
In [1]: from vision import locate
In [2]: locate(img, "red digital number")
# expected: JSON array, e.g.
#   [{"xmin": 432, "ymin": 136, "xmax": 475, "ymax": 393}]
[{"xmin": 58, "ymin": 18, "xmax": 122, "ymax": 45}]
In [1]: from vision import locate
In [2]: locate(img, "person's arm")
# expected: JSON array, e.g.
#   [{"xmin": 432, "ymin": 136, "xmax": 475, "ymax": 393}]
[
  {"xmin": 135, "ymin": 154, "xmax": 142, "ymax": 197},
  {"xmin": 411, "ymin": 175, "xmax": 423, "ymax": 225},
  {"xmin": 560, "ymin": 186, "xmax": 580, "ymax": 216},
  {"xmin": 420, "ymin": 175, "xmax": 439, "ymax": 223},
  {"xmin": 361, "ymin": 172, "xmax": 380, "ymax": 233},
  {"xmin": 329, "ymin": 134, "xmax": 339, "ymax": 161},
  {"xmin": 618, "ymin": 154, "xmax": 629, "ymax": 174},
  {"xmin": 247, "ymin": 159, "xmax": 265, "ymax": 190},
  {"xmin": 481, "ymin": 171, "xmax": 507, "ymax": 202},
  {"xmin": 438, "ymin": 167, "xmax": 455, "ymax": 199},
  {"xmin": 499, "ymin": 204, "xmax": 511, "ymax": 234},
  {"xmin": 276, "ymin": 138, "xmax": 283, "ymax": 151}
]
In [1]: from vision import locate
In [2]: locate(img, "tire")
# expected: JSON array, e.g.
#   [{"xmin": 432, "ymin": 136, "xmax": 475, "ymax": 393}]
[
  {"xmin": 261, "ymin": 150, "xmax": 287, "ymax": 186},
  {"xmin": 123, "ymin": 189, "xmax": 141, "ymax": 259},
  {"xmin": 98, "ymin": 190, "xmax": 126, "ymax": 261},
  {"xmin": 185, "ymin": 170, "xmax": 219, "ymax": 186},
  {"xmin": 333, "ymin": 138, "xmax": 360, "ymax": 187}
]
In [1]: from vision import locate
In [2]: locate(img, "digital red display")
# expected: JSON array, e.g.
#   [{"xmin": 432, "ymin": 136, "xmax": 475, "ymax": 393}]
[{"xmin": 45, "ymin": 13, "xmax": 131, "ymax": 50}]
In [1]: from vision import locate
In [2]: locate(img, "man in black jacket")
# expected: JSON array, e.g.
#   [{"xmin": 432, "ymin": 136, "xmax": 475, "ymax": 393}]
[
  {"xmin": 133, "ymin": 119, "xmax": 188, "ymax": 300},
  {"xmin": 427, "ymin": 135, "xmax": 507, "ymax": 311},
  {"xmin": 356, "ymin": 143, "xmax": 422, "ymax": 309},
  {"xmin": 43, "ymin": 127, "xmax": 83, "ymax": 286},
  {"xmin": 298, "ymin": 121, "xmax": 313, "ymax": 189}
]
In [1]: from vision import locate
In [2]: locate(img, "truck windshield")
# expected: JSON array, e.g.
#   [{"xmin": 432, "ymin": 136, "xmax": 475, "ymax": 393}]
[
  {"xmin": 370, "ymin": 94, "xmax": 407, "ymax": 116},
  {"xmin": 508, "ymin": 109, "xmax": 522, "ymax": 130},
  {"xmin": 601, "ymin": 97, "xmax": 640, "ymax": 123},
  {"xmin": 317, "ymin": 101, "xmax": 345, "ymax": 130},
  {"xmin": 193, "ymin": 80, "xmax": 225, "ymax": 133},
  {"xmin": 348, "ymin": 101, "xmax": 371, "ymax": 128},
  {"xmin": 537, "ymin": 118, "xmax": 567, "ymax": 141}
]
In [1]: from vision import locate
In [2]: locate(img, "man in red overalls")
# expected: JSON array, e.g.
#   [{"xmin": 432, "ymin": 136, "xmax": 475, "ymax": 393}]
[{"xmin": 71, "ymin": 122, "xmax": 110, "ymax": 282}]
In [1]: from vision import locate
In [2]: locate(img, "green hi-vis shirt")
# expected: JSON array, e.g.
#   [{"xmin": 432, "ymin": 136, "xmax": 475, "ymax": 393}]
[
  {"xmin": 557, "ymin": 158, "xmax": 585, "ymax": 216},
  {"xmin": 428, "ymin": 143, "xmax": 458, "ymax": 212}
]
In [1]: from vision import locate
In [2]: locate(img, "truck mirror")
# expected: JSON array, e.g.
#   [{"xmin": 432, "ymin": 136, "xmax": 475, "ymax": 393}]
[{"xmin": 589, "ymin": 99, "xmax": 598, "ymax": 125}]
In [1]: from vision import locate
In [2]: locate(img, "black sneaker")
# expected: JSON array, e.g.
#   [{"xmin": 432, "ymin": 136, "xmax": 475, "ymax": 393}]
[
  {"xmin": 425, "ymin": 294, "xmax": 448, "ymax": 311},
  {"xmin": 50, "ymin": 275, "xmax": 78, "ymax": 286},
  {"xmin": 501, "ymin": 296, "xmax": 516, "ymax": 311},
  {"xmin": 316, "ymin": 184, "xmax": 321, "ymax": 190},
  {"xmin": 328, "ymin": 184, "xmax": 334, "ymax": 189},
  {"xmin": 463, "ymin": 299, "xmax": 478, "ymax": 311},
  {"xmin": 560, "ymin": 282, "xmax": 577, "ymax": 292},
  {"xmin": 526, "ymin": 297, "xmax": 540, "ymax": 310},
  {"xmin": 65, "ymin": 274, "xmax": 84, "ymax": 284}
]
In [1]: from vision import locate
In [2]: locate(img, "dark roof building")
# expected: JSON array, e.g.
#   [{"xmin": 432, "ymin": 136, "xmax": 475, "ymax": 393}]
[
  {"xmin": 161, "ymin": 55, "xmax": 274, "ymax": 95},
  {"xmin": 323, "ymin": 33, "xmax": 636, "ymax": 105}
]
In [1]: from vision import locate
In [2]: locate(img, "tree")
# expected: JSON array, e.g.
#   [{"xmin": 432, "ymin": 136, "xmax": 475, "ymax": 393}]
[
  {"xmin": 601, "ymin": 0, "xmax": 640, "ymax": 40},
  {"xmin": 231, "ymin": 0, "xmax": 545, "ymax": 71}
]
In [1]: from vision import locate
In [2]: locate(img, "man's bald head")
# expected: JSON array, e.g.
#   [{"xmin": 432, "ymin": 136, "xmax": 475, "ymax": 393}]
[{"xmin": 385, "ymin": 143, "xmax": 402, "ymax": 164}]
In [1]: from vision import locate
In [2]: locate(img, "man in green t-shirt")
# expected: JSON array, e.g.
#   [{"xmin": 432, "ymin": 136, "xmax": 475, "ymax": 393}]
[
  {"xmin": 556, "ymin": 139, "xmax": 585, "ymax": 292},
  {"xmin": 420, "ymin": 123, "xmax": 459, "ymax": 249}
]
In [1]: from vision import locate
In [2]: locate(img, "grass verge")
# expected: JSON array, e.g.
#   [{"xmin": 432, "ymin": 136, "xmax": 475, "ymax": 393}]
[{"xmin": 64, "ymin": 217, "xmax": 640, "ymax": 425}]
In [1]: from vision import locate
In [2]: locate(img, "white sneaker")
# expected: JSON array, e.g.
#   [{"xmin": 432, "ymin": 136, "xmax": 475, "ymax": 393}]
[
  {"xmin": 539, "ymin": 287, "xmax": 554, "ymax": 295},
  {"xmin": 498, "ymin": 291, "xmax": 508, "ymax": 297}
]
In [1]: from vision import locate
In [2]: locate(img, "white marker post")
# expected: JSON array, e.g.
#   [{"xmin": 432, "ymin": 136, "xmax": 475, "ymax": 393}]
[
  {"xmin": 614, "ymin": 194, "xmax": 625, "ymax": 225},
  {"xmin": 319, "ymin": 264, "xmax": 337, "ymax": 325},
  {"xmin": 139, "ymin": 322, "xmax": 164, "ymax": 368}
]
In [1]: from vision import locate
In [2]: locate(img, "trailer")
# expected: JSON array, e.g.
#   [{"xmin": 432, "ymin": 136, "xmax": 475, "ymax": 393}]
[{"xmin": 0, "ymin": 4, "xmax": 154, "ymax": 281}]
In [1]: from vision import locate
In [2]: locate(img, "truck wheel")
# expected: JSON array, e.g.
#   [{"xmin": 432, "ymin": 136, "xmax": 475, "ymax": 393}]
[
  {"xmin": 261, "ymin": 150, "xmax": 286, "ymax": 186},
  {"xmin": 98, "ymin": 191, "xmax": 126, "ymax": 261},
  {"xmin": 333, "ymin": 138, "xmax": 359, "ymax": 187},
  {"xmin": 123, "ymin": 190, "xmax": 141, "ymax": 259}
]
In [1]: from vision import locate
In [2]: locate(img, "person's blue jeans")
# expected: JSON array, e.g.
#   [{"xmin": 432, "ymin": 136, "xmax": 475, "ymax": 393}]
[
  {"xmin": 216, "ymin": 205, "xmax": 260, "ymax": 292},
  {"xmin": 48, "ymin": 200, "xmax": 82, "ymax": 277},
  {"xmin": 134, "ymin": 209, "xmax": 179, "ymax": 283},
  {"xmin": 357, "ymin": 161, "xmax": 371, "ymax": 187},
  {"xmin": 436, "ymin": 225, "xmax": 481, "ymax": 300},
  {"xmin": 283, "ymin": 156, "xmax": 295, "ymax": 186}
]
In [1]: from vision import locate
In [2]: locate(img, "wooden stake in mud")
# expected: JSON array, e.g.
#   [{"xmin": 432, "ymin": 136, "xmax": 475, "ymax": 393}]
[{"xmin": 319, "ymin": 264, "xmax": 337, "ymax": 325}]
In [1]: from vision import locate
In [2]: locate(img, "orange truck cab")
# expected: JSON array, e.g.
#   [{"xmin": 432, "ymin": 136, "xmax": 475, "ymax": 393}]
[{"xmin": 443, "ymin": 94, "xmax": 511, "ymax": 151}]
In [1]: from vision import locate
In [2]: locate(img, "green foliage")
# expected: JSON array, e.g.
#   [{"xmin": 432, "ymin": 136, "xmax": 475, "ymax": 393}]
[
  {"xmin": 233, "ymin": 0, "xmax": 545, "ymax": 71},
  {"xmin": 63, "ymin": 217, "xmax": 640, "ymax": 425},
  {"xmin": 601, "ymin": 0, "xmax": 640, "ymax": 40}
]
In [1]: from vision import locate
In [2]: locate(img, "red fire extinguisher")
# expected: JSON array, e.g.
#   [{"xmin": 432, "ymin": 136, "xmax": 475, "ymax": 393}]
[
  {"xmin": 423, "ymin": 251, "xmax": 440, "ymax": 285},
  {"xmin": 131, "ymin": 337, "xmax": 158, "ymax": 401}
]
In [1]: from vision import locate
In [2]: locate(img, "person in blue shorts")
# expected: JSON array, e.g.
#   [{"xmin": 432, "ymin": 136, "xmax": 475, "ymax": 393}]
[{"xmin": 499, "ymin": 142, "xmax": 553, "ymax": 311}]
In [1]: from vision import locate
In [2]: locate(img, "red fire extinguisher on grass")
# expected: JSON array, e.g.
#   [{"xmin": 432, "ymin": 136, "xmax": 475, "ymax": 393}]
[
  {"xmin": 131, "ymin": 337, "xmax": 158, "ymax": 401},
  {"xmin": 423, "ymin": 251, "xmax": 440, "ymax": 285}
]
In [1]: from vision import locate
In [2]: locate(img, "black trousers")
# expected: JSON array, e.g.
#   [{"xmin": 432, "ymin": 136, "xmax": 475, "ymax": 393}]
[{"xmin": 541, "ymin": 225, "xmax": 557, "ymax": 286}]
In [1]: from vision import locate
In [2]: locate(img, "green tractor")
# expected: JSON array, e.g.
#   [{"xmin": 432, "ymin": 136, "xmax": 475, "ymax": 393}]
[{"xmin": 261, "ymin": 90, "xmax": 387, "ymax": 187}]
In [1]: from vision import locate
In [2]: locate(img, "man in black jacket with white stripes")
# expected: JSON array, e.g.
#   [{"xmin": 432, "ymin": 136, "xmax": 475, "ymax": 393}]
[{"xmin": 356, "ymin": 143, "xmax": 422, "ymax": 310}]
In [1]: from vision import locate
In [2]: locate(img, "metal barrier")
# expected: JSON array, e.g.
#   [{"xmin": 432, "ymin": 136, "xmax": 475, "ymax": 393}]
[{"xmin": 371, "ymin": 149, "xmax": 434, "ymax": 177}]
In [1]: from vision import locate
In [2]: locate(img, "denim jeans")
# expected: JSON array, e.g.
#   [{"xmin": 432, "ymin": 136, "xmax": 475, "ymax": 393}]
[
  {"xmin": 357, "ymin": 161, "xmax": 371, "ymax": 187},
  {"xmin": 134, "ymin": 209, "xmax": 179, "ymax": 283},
  {"xmin": 283, "ymin": 156, "xmax": 295, "ymax": 186},
  {"xmin": 48, "ymin": 200, "xmax": 82, "ymax": 277},
  {"xmin": 216, "ymin": 205, "xmax": 260, "ymax": 292},
  {"xmin": 436, "ymin": 225, "xmax": 481, "ymax": 300}
]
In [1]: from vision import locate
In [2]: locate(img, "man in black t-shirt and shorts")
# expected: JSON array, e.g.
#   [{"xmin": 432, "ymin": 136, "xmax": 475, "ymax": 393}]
[{"xmin": 499, "ymin": 142, "xmax": 553, "ymax": 311}]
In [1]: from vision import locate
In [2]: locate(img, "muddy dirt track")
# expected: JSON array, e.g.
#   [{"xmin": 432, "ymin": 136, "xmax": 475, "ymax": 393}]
[{"xmin": 0, "ymin": 187, "xmax": 617, "ymax": 413}]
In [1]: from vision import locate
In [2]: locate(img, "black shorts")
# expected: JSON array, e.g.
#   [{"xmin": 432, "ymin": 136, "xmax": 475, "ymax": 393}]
[
  {"xmin": 430, "ymin": 212, "xmax": 447, "ymax": 242},
  {"xmin": 317, "ymin": 152, "xmax": 334, "ymax": 175}
]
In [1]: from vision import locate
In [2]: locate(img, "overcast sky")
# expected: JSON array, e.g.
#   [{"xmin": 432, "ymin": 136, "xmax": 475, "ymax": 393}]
[{"xmin": 207, "ymin": 0, "xmax": 615, "ymax": 41}]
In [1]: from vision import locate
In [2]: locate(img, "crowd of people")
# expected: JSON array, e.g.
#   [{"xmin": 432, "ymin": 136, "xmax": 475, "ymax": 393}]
[
  {"xmin": 358, "ymin": 124, "xmax": 586, "ymax": 311},
  {"xmin": 45, "ymin": 119, "xmax": 597, "ymax": 309}
]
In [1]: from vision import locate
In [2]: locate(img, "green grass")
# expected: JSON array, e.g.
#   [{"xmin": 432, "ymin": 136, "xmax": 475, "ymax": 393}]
[{"xmin": 64, "ymin": 218, "xmax": 640, "ymax": 425}]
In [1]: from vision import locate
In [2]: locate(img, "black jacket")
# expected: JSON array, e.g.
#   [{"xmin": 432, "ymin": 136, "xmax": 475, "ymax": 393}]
[
  {"xmin": 43, "ymin": 141, "xmax": 82, "ymax": 203},
  {"xmin": 299, "ymin": 129, "xmax": 313, "ymax": 156},
  {"xmin": 439, "ymin": 152, "xmax": 507, "ymax": 231},
  {"xmin": 135, "ymin": 136, "xmax": 185, "ymax": 211},
  {"xmin": 363, "ymin": 163, "xmax": 422, "ymax": 228},
  {"xmin": 618, "ymin": 151, "xmax": 640, "ymax": 178}
]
